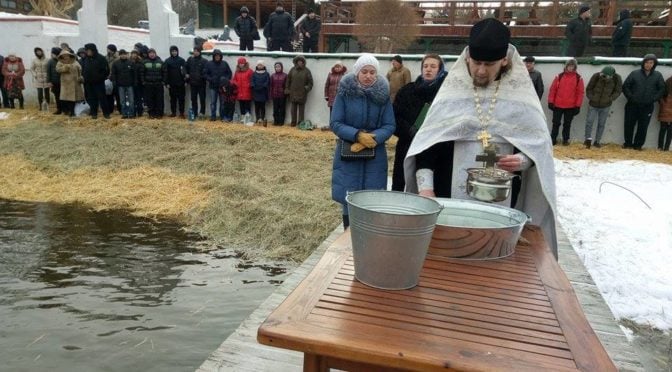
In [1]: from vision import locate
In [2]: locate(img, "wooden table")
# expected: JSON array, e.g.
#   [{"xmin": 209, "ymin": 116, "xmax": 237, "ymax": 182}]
[{"xmin": 257, "ymin": 226, "xmax": 617, "ymax": 372}]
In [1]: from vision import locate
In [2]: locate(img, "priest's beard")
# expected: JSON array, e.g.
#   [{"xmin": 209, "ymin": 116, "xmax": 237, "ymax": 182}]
[{"xmin": 472, "ymin": 64, "xmax": 512, "ymax": 88}]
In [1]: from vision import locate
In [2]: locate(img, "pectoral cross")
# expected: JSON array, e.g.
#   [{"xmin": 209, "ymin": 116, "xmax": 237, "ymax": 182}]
[
  {"xmin": 477, "ymin": 130, "xmax": 492, "ymax": 148},
  {"xmin": 475, "ymin": 143, "xmax": 499, "ymax": 169}
]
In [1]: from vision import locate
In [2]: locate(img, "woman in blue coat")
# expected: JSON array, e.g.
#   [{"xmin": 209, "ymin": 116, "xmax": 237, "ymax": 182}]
[{"xmin": 331, "ymin": 54, "xmax": 396, "ymax": 228}]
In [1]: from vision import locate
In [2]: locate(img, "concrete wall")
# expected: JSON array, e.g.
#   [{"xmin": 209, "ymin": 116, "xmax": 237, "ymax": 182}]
[{"xmin": 2, "ymin": 13, "xmax": 672, "ymax": 148}]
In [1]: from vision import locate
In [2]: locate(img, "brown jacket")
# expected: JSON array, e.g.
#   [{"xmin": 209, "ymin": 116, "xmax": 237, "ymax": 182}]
[
  {"xmin": 386, "ymin": 65, "xmax": 411, "ymax": 103},
  {"xmin": 324, "ymin": 65, "xmax": 346, "ymax": 108},
  {"xmin": 285, "ymin": 55, "xmax": 313, "ymax": 104},
  {"xmin": 56, "ymin": 51, "xmax": 84, "ymax": 102},
  {"xmin": 2, "ymin": 55, "xmax": 26, "ymax": 90},
  {"xmin": 659, "ymin": 77, "xmax": 672, "ymax": 122}
]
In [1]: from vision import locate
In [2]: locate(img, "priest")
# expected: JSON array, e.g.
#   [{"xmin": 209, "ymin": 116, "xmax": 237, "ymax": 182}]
[{"xmin": 404, "ymin": 18, "xmax": 558, "ymax": 257}]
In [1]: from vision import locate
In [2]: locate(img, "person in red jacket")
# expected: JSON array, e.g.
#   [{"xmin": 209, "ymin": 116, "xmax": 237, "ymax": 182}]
[
  {"xmin": 232, "ymin": 57, "xmax": 253, "ymax": 116},
  {"xmin": 548, "ymin": 58, "xmax": 585, "ymax": 145}
]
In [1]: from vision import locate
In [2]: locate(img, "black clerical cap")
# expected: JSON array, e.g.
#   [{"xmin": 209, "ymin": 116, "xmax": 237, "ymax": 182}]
[{"xmin": 469, "ymin": 18, "xmax": 511, "ymax": 62}]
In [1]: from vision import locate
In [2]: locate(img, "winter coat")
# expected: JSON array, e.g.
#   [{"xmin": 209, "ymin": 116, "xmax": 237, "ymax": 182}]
[
  {"xmin": 163, "ymin": 55, "xmax": 186, "ymax": 86},
  {"xmin": 565, "ymin": 17, "xmax": 592, "ymax": 50},
  {"xmin": 264, "ymin": 10, "xmax": 294, "ymax": 41},
  {"xmin": 204, "ymin": 58, "xmax": 232, "ymax": 90},
  {"xmin": 330, "ymin": 73, "xmax": 396, "ymax": 206},
  {"xmin": 586, "ymin": 72, "xmax": 622, "ymax": 108},
  {"xmin": 234, "ymin": 15, "xmax": 257, "ymax": 39},
  {"xmin": 185, "ymin": 55, "xmax": 207, "ymax": 86},
  {"xmin": 251, "ymin": 69, "xmax": 270, "ymax": 102},
  {"xmin": 299, "ymin": 17, "xmax": 321, "ymax": 37},
  {"xmin": 2, "ymin": 56, "xmax": 26, "ymax": 90},
  {"xmin": 623, "ymin": 59, "xmax": 666, "ymax": 106},
  {"xmin": 82, "ymin": 52, "xmax": 110, "ymax": 84},
  {"xmin": 386, "ymin": 65, "xmax": 411, "ymax": 103},
  {"xmin": 219, "ymin": 79, "xmax": 238, "ymax": 103},
  {"xmin": 232, "ymin": 65, "xmax": 253, "ymax": 100},
  {"xmin": 132, "ymin": 58, "xmax": 144, "ymax": 87},
  {"xmin": 528, "ymin": 69, "xmax": 544, "ymax": 99},
  {"xmin": 0, "ymin": 55, "xmax": 4, "ymax": 84},
  {"xmin": 46, "ymin": 57, "xmax": 60, "ymax": 86},
  {"xmin": 285, "ymin": 56, "xmax": 313, "ymax": 104},
  {"xmin": 141, "ymin": 57, "xmax": 164, "ymax": 86},
  {"xmin": 31, "ymin": 50, "xmax": 49, "ymax": 88},
  {"xmin": 393, "ymin": 73, "xmax": 446, "ymax": 144},
  {"xmin": 548, "ymin": 71, "xmax": 584, "ymax": 109},
  {"xmin": 110, "ymin": 58, "xmax": 137, "ymax": 87},
  {"xmin": 658, "ymin": 77, "xmax": 672, "ymax": 122},
  {"xmin": 56, "ymin": 51, "xmax": 84, "ymax": 102},
  {"xmin": 612, "ymin": 10, "xmax": 633, "ymax": 48},
  {"xmin": 324, "ymin": 66, "xmax": 347, "ymax": 107},
  {"xmin": 106, "ymin": 52, "xmax": 119, "ymax": 74},
  {"xmin": 270, "ymin": 69, "xmax": 287, "ymax": 99}
]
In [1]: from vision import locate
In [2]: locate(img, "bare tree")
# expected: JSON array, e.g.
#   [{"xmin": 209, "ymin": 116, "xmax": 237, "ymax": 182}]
[
  {"xmin": 30, "ymin": 0, "xmax": 76, "ymax": 18},
  {"xmin": 353, "ymin": 0, "xmax": 421, "ymax": 53}
]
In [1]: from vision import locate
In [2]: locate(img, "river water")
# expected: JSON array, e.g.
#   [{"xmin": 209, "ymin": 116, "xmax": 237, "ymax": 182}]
[{"xmin": 0, "ymin": 199, "xmax": 291, "ymax": 372}]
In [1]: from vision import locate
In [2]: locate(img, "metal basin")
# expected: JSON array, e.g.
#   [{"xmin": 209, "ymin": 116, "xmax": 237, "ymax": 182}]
[{"xmin": 429, "ymin": 198, "xmax": 530, "ymax": 260}]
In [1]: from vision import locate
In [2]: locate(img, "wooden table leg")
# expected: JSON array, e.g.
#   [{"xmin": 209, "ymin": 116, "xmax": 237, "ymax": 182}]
[{"xmin": 304, "ymin": 353, "xmax": 328, "ymax": 372}]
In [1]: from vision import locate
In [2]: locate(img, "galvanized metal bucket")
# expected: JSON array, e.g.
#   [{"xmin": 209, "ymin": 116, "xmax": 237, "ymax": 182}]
[{"xmin": 345, "ymin": 191, "xmax": 443, "ymax": 290}]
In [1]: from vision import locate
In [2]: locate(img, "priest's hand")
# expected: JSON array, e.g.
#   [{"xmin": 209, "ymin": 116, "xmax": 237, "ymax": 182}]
[
  {"xmin": 357, "ymin": 131, "xmax": 377, "ymax": 148},
  {"xmin": 350, "ymin": 142, "xmax": 367, "ymax": 153},
  {"xmin": 497, "ymin": 154, "xmax": 522, "ymax": 172}
]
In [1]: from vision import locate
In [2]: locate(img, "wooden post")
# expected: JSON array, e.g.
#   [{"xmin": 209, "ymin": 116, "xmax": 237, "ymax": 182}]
[
  {"xmin": 668, "ymin": 5, "xmax": 672, "ymax": 26},
  {"xmin": 551, "ymin": 0, "xmax": 559, "ymax": 25},
  {"xmin": 223, "ymin": 0, "xmax": 228, "ymax": 27},
  {"xmin": 256, "ymin": 0, "xmax": 261, "ymax": 25},
  {"xmin": 448, "ymin": 2, "xmax": 456, "ymax": 25},
  {"xmin": 605, "ymin": 0, "xmax": 616, "ymax": 26},
  {"xmin": 498, "ymin": 1, "xmax": 505, "ymax": 22}
]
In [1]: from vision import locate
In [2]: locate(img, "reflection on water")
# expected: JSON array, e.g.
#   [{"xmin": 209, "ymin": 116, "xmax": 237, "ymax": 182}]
[{"xmin": 0, "ymin": 199, "xmax": 291, "ymax": 372}]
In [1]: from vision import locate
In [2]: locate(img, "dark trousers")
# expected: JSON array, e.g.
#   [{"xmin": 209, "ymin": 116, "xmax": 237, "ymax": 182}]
[
  {"xmin": 659, "ymin": 122, "xmax": 672, "ymax": 151},
  {"xmin": 0, "ymin": 86, "xmax": 9, "ymax": 107},
  {"xmin": 272, "ymin": 97, "xmax": 286, "ymax": 125},
  {"xmin": 391, "ymin": 139, "xmax": 411, "ymax": 192},
  {"xmin": 254, "ymin": 100, "xmax": 266, "ymax": 121},
  {"xmin": 51, "ymin": 84, "xmax": 62, "ymax": 113},
  {"xmin": 238, "ymin": 100, "xmax": 251, "ymax": 115},
  {"xmin": 567, "ymin": 43, "xmax": 585, "ymax": 57},
  {"xmin": 613, "ymin": 46, "xmax": 628, "ymax": 57},
  {"xmin": 239, "ymin": 37, "xmax": 254, "ymax": 51},
  {"xmin": 106, "ymin": 86, "xmax": 121, "ymax": 114},
  {"xmin": 144, "ymin": 84, "xmax": 164, "ymax": 118},
  {"xmin": 134, "ymin": 85, "xmax": 144, "ymax": 116},
  {"xmin": 302, "ymin": 37, "xmax": 318, "ymax": 53},
  {"xmin": 223, "ymin": 101, "xmax": 235, "ymax": 121},
  {"xmin": 623, "ymin": 102, "xmax": 654, "ymax": 149},
  {"xmin": 85, "ymin": 82, "xmax": 110, "ymax": 117},
  {"xmin": 169, "ymin": 85, "xmax": 186, "ymax": 115},
  {"xmin": 37, "ymin": 87, "xmax": 51, "ymax": 107},
  {"xmin": 62, "ymin": 100, "xmax": 76, "ymax": 116},
  {"xmin": 270, "ymin": 39, "xmax": 292, "ymax": 52},
  {"xmin": 189, "ymin": 84, "xmax": 206, "ymax": 115},
  {"xmin": 290, "ymin": 102, "xmax": 305, "ymax": 125},
  {"xmin": 551, "ymin": 108, "xmax": 576, "ymax": 143}
]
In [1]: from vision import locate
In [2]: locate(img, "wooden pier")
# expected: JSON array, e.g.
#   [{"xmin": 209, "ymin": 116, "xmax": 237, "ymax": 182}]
[{"xmin": 198, "ymin": 225, "xmax": 644, "ymax": 371}]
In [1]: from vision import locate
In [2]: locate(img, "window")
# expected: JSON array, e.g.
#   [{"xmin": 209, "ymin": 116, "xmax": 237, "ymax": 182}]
[{"xmin": 0, "ymin": 0, "xmax": 17, "ymax": 9}]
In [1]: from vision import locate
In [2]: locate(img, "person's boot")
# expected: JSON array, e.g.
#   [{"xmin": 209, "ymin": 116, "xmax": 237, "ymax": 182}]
[
  {"xmin": 263, "ymin": 119, "xmax": 267, "ymax": 127},
  {"xmin": 584, "ymin": 139, "xmax": 592, "ymax": 149},
  {"xmin": 562, "ymin": 140, "xmax": 570, "ymax": 146},
  {"xmin": 593, "ymin": 141, "xmax": 601, "ymax": 148},
  {"xmin": 342, "ymin": 214, "xmax": 350, "ymax": 230}
]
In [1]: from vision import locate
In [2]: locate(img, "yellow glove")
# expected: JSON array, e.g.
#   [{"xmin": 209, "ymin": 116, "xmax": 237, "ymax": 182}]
[
  {"xmin": 356, "ymin": 132, "xmax": 377, "ymax": 148},
  {"xmin": 350, "ymin": 142, "xmax": 367, "ymax": 153}
]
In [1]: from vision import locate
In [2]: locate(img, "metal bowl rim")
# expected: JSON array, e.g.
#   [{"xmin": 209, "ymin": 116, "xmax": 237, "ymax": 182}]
[{"xmin": 434, "ymin": 198, "xmax": 530, "ymax": 229}]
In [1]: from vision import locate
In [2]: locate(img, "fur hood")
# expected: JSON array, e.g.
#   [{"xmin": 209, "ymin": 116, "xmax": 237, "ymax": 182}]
[
  {"xmin": 331, "ymin": 65, "xmax": 347, "ymax": 74},
  {"xmin": 337, "ymin": 73, "xmax": 390, "ymax": 105},
  {"xmin": 292, "ymin": 55, "xmax": 306, "ymax": 67}
]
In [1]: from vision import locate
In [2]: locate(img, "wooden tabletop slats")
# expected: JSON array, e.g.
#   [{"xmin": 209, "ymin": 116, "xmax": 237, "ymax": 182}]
[{"xmin": 258, "ymin": 226, "xmax": 617, "ymax": 372}]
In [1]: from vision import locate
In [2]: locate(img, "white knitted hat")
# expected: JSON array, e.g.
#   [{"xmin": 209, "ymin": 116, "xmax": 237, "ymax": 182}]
[{"xmin": 353, "ymin": 53, "xmax": 379, "ymax": 75}]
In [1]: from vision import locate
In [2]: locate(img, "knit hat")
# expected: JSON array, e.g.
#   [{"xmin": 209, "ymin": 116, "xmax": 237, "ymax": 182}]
[
  {"xmin": 643, "ymin": 53, "xmax": 657, "ymax": 62},
  {"xmin": 353, "ymin": 53, "xmax": 379, "ymax": 75},
  {"xmin": 565, "ymin": 58, "xmax": 577, "ymax": 69},
  {"xmin": 119, "ymin": 49, "xmax": 128, "ymax": 55},
  {"xmin": 107, "ymin": 44, "xmax": 117, "ymax": 52},
  {"xmin": 237, "ymin": 57, "xmax": 247, "ymax": 64},
  {"xmin": 392, "ymin": 55, "xmax": 403, "ymax": 64},
  {"xmin": 51, "ymin": 47, "xmax": 62, "ymax": 56},
  {"xmin": 193, "ymin": 45, "xmax": 202, "ymax": 52},
  {"xmin": 579, "ymin": 5, "xmax": 590, "ymax": 15},
  {"xmin": 130, "ymin": 49, "xmax": 139, "ymax": 55},
  {"xmin": 601, "ymin": 66, "xmax": 615, "ymax": 76},
  {"xmin": 523, "ymin": 56, "xmax": 535, "ymax": 63},
  {"xmin": 468, "ymin": 18, "xmax": 510, "ymax": 62},
  {"xmin": 148, "ymin": 48, "xmax": 157, "ymax": 55},
  {"xmin": 334, "ymin": 60, "xmax": 343, "ymax": 67},
  {"xmin": 84, "ymin": 43, "xmax": 97, "ymax": 52},
  {"xmin": 256, "ymin": 59, "xmax": 265, "ymax": 66}
]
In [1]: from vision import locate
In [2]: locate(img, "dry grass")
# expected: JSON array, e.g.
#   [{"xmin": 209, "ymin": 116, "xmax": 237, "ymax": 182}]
[{"xmin": 553, "ymin": 142, "xmax": 672, "ymax": 165}]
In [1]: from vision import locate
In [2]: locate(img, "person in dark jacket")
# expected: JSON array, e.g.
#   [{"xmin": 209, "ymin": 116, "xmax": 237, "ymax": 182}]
[
  {"xmin": 565, "ymin": 5, "xmax": 592, "ymax": 57},
  {"xmin": 391, "ymin": 54, "xmax": 447, "ymax": 192},
  {"xmin": 82, "ymin": 43, "xmax": 111, "ymax": 119},
  {"xmin": 234, "ymin": 6, "xmax": 258, "ymax": 51},
  {"xmin": 185, "ymin": 46, "xmax": 207, "ymax": 117},
  {"xmin": 548, "ymin": 58, "xmax": 584, "ymax": 145},
  {"xmin": 330, "ymin": 54, "xmax": 395, "ymax": 228},
  {"xmin": 270, "ymin": 62, "xmax": 287, "ymax": 125},
  {"xmin": 76, "ymin": 48, "xmax": 87, "ymax": 67},
  {"xmin": 163, "ymin": 45, "xmax": 186, "ymax": 118},
  {"xmin": 0, "ymin": 54, "xmax": 9, "ymax": 108},
  {"xmin": 524, "ymin": 56, "xmax": 544, "ymax": 99},
  {"xmin": 622, "ymin": 54, "xmax": 667, "ymax": 150},
  {"xmin": 251, "ymin": 60, "xmax": 270, "ymax": 125},
  {"xmin": 612, "ymin": 9, "xmax": 633, "ymax": 57},
  {"xmin": 203, "ymin": 49, "xmax": 232, "ymax": 121},
  {"xmin": 324, "ymin": 61, "xmax": 346, "ymax": 114},
  {"xmin": 264, "ymin": 4, "xmax": 294, "ymax": 52},
  {"xmin": 299, "ymin": 9, "xmax": 321, "ymax": 53},
  {"xmin": 110, "ymin": 50, "xmax": 137, "ymax": 118},
  {"xmin": 141, "ymin": 48, "xmax": 164, "ymax": 119},
  {"xmin": 46, "ymin": 47, "xmax": 63, "ymax": 114},
  {"xmin": 285, "ymin": 55, "xmax": 313, "ymax": 126},
  {"xmin": 130, "ymin": 50, "xmax": 144, "ymax": 117},
  {"xmin": 219, "ymin": 77, "xmax": 237, "ymax": 122},
  {"xmin": 583, "ymin": 66, "xmax": 622, "ymax": 148}
]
